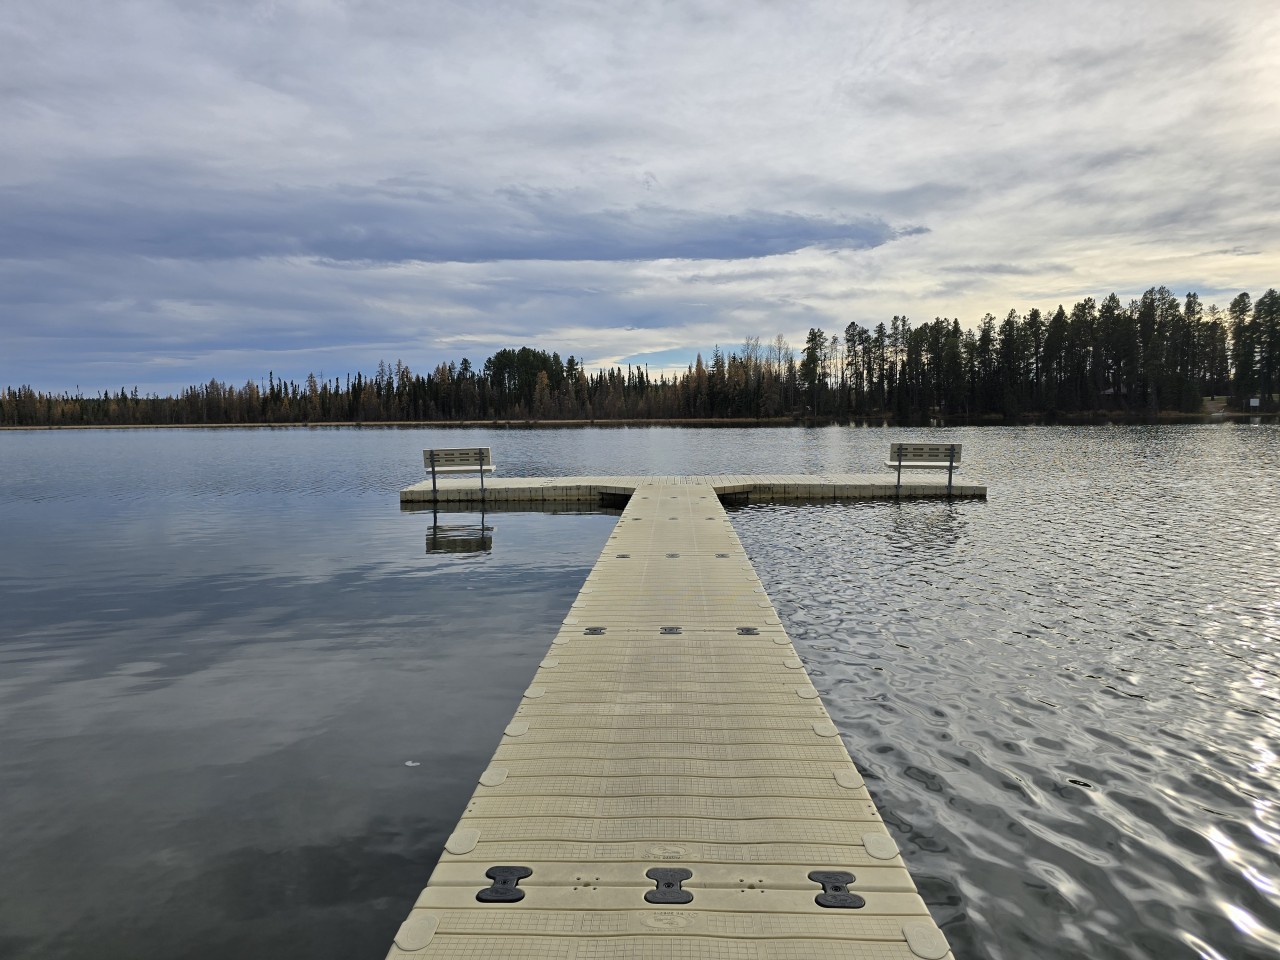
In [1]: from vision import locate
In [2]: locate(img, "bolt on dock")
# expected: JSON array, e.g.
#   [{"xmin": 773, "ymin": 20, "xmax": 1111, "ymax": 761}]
[{"xmin": 387, "ymin": 472, "xmax": 970, "ymax": 959}]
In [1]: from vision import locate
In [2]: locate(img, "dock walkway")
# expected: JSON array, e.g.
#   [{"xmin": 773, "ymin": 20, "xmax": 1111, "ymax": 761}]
[{"xmin": 387, "ymin": 481, "xmax": 955, "ymax": 959}]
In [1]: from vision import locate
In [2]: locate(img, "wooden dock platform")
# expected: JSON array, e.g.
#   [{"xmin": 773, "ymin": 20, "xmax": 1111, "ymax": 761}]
[
  {"xmin": 400, "ymin": 472, "xmax": 985, "ymax": 505},
  {"xmin": 386, "ymin": 481, "xmax": 956, "ymax": 959}
]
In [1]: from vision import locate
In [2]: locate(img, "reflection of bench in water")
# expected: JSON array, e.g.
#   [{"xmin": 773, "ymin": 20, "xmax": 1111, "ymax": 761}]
[{"xmin": 425, "ymin": 520, "xmax": 492, "ymax": 554}]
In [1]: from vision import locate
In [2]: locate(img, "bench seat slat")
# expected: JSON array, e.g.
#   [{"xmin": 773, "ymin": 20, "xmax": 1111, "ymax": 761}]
[
  {"xmin": 431, "ymin": 464, "xmax": 496, "ymax": 474},
  {"xmin": 883, "ymin": 461, "xmax": 961, "ymax": 470}
]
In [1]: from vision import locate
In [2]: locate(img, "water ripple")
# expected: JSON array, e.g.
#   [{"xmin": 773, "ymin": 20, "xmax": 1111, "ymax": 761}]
[
  {"xmin": 732, "ymin": 425, "xmax": 1280, "ymax": 960},
  {"xmin": 2, "ymin": 422, "xmax": 1278, "ymax": 959}
]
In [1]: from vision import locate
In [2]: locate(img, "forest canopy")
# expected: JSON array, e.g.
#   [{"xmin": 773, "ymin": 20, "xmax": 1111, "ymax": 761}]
[{"xmin": 4, "ymin": 286, "xmax": 1278, "ymax": 427}]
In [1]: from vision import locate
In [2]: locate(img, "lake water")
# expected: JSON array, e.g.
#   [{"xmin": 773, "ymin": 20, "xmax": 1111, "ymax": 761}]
[{"xmin": 1, "ymin": 424, "xmax": 1277, "ymax": 960}]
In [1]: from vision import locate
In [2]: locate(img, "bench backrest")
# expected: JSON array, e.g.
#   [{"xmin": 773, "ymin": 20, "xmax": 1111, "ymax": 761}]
[
  {"xmin": 423, "ymin": 447, "xmax": 492, "ymax": 470},
  {"xmin": 888, "ymin": 442, "xmax": 961, "ymax": 464}
]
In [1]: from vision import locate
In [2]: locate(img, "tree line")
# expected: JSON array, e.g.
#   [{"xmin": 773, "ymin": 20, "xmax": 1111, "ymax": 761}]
[{"xmin": 3, "ymin": 286, "xmax": 1277, "ymax": 428}]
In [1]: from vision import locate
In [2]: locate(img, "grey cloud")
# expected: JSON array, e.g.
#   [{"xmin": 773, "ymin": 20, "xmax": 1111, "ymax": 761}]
[
  {"xmin": 0, "ymin": 168, "xmax": 920, "ymax": 265},
  {"xmin": 941, "ymin": 263, "xmax": 1074, "ymax": 277},
  {"xmin": 1201, "ymin": 247, "xmax": 1261, "ymax": 257},
  {"xmin": 685, "ymin": 266, "xmax": 810, "ymax": 286},
  {"xmin": 760, "ymin": 176, "xmax": 970, "ymax": 219}
]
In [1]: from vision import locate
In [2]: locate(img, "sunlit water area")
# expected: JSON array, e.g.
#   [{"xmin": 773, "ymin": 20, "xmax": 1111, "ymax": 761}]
[{"xmin": 1, "ymin": 424, "xmax": 1278, "ymax": 960}]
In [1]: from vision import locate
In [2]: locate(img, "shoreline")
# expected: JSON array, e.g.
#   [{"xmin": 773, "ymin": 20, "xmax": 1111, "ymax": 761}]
[{"xmin": 1, "ymin": 411, "xmax": 1276, "ymax": 432}]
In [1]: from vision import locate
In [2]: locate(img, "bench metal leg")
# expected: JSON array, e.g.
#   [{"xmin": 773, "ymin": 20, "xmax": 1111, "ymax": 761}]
[{"xmin": 895, "ymin": 448, "xmax": 902, "ymax": 499}]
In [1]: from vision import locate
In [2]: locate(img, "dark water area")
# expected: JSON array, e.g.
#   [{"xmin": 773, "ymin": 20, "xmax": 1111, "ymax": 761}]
[{"xmin": 0, "ymin": 424, "xmax": 1277, "ymax": 960}]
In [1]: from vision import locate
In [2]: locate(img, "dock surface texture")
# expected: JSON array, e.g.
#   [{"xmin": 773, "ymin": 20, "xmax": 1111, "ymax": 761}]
[
  {"xmin": 387, "ymin": 481, "xmax": 955, "ymax": 960},
  {"xmin": 400, "ymin": 472, "xmax": 984, "ymax": 505}
]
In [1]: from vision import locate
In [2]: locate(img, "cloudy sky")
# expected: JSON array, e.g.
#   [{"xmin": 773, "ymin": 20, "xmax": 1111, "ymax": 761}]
[{"xmin": 4, "ymin": 0, "xmax": 1279, "ymax": 393}]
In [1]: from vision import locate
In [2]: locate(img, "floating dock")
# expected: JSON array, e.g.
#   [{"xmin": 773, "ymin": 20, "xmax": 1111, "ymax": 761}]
[
  {"xmin": 400, "ymin": 472, "xmax": 985, "ymax": 506},
  {"xmin": 386, "ymin": 479, "xmax": 958, "ymax": 959}
]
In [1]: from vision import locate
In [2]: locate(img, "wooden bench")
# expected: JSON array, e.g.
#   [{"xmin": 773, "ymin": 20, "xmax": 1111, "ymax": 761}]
[
  {"xmin": 423, "ymin": 447, "xmax": 494, "ymax": 502},
  {"xmin": 885, "ymin": 442, "xmax": 961, "ymax": 496}
]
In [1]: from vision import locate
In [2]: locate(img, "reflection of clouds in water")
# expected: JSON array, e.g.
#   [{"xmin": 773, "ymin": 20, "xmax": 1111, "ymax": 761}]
[
  {"xmin": 29, "ymin": 812, "xmax": 445, "ymax": 959},
  {"xmin": 0, "ymin": 467, "xmax": 615, "ymax": 959}
]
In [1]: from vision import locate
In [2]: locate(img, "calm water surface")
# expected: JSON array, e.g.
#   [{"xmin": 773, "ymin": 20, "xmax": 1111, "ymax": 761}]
[{"xmin": 1, "ymin": 425, "xmax": 1277, "ymax": 959}]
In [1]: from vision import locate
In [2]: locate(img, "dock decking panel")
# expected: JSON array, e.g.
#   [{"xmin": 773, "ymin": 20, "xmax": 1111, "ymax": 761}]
[{"xmin": 387, "ymin": 483, "xmax": 954, "ymax": 960}]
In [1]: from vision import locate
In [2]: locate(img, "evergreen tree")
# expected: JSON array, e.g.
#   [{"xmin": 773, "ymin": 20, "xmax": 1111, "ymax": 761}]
[{"xmin": 798, "ymin": 328, "xmax": 826, "ymax": 416}]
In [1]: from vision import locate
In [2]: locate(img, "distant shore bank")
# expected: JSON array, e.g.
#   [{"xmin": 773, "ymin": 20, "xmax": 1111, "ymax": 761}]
[{"xmin": 3, "ymin": 411, "xmax": 1276, "ymax": 432}]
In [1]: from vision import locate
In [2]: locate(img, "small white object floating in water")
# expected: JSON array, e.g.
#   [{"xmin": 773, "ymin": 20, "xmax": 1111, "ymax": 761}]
[{"xmin": 404, "ymin": 761, "xmax": 420, "ymax": 767}]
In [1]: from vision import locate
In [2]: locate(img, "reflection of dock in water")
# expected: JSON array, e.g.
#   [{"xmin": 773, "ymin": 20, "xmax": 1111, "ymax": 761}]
[{"xmin": 387, "ymin": 477, "xmax": 971, "ymax": 959}]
